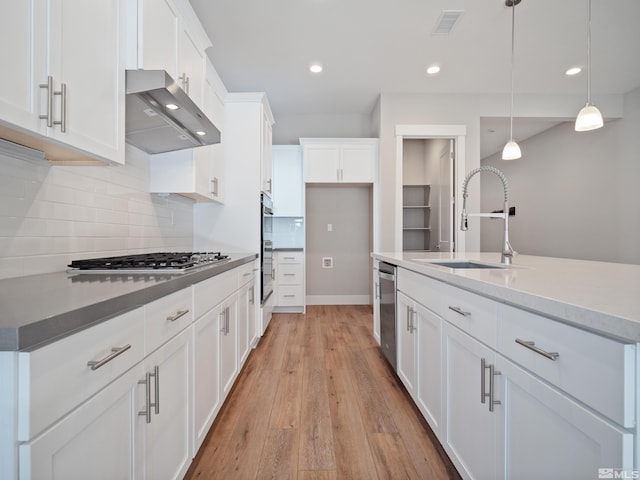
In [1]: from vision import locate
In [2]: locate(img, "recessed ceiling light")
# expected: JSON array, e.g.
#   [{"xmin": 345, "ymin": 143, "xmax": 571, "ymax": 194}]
[
  {"xmin": 565, "ymin": 67, "xmax": 582, "ymax": 76},
  {"xmin": 310, "ymin": 64, "xmax": 323, "ymax": 73},
  {"xmin": 426, "ymin": 65, "xmax": 441, "ymax": 75},
  {"xmin": 165, "ymin": 103, "xmax": 179, "ymax": 110}
]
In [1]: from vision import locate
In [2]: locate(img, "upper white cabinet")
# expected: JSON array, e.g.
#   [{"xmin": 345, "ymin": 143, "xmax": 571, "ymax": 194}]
[
  {"xmin": 301, "ymin": 138, "xmax": 378, "ymax": 183},
  {"xmin": 150, "ymin": 143, "xmax": 224, "ymax": 203},
  {"xmin": 128, "ymin": 0, "xmax": 209, "ymax": 111},
  {"xmin": 261, "ymin": 109, "xmax": 274, "ymax": 195},
  {"xmin": 0, "ymin": 0, "xmax": 126, "ymax": 164},
  {"xmin": 272, "ymin": 146, "xmax": 303, "ymax": 216},
  {"xmin": 203, "ymin": 58, "xmax": 227, "ymax": 132}
]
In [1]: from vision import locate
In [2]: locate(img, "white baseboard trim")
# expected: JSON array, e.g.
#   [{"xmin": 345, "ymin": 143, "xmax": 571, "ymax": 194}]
[{"xmin": 306, "ymin": 294, "xmax": 371, "ymax": 305}]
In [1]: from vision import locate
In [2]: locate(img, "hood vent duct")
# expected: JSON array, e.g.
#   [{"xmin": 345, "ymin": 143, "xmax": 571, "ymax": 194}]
[{"xmin": 125, "ymin": 70, "xmax": 221, "ymax": 154}]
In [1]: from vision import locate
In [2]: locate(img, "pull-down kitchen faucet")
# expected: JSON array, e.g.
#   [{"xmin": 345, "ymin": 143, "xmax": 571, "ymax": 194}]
[{"xmin": 461, "ymin": 166, "xmax": 515, "ymax": 265}]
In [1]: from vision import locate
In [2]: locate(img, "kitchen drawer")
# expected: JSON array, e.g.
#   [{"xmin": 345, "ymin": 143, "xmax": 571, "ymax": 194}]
[
  {"xmin": 497, "ymin": 304, "xmax": 636, "ymax": 427},
  {"xmin": 440, "ymin": 282, "xmax": 498, "ymax": 349},
  {"xmin": 17, "ymin": 308, "xmax": 145, "ymax": 440},
  {"xmin": 277, "ymin": 285, "xmax": 304, "ymax": 306},
  {"xmin": 237, "ymin": 261, "xmax": 256, "ymax": 286},
  {"xmin": 277, "ymin": 251, "xmax": 303, "ymax": 264},
  {"xmin": 397, "ymin": 268, "xmax": 441, "ymax": 316},
  {"xmin": 277, "ymin": 264, "xmax": 303, "ymax": 285},
  {"xmin": 193, "ymin": 268, "xmax": 237, "ymax": 318},
  {"xmin": 144, "ymin": 287, "xmax": 193, "ymax": 355}
]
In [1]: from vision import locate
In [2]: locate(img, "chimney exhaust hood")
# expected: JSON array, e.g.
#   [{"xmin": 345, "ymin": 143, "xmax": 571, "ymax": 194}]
[{"xmin": 125, "ymin": 70, "xmax": 221, "ymax": 154}]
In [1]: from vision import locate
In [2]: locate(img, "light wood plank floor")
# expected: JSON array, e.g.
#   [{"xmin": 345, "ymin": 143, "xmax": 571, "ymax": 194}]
[{"xmin": 185, "ymin": 305, "xmax": 461, "ymax": 480}]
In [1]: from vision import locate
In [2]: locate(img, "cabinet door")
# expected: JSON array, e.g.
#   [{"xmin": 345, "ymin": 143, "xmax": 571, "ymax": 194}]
[
  {"xmin": 21, "ymin": 363, "xmax": 144, "ymax": 480},
  {"xmin": 177, "ymin": 26, "xmax": 205, "ymax": 108},
  {"xmin": 340, "ymin": 144, "xmax": 375, "ymax": 182},
  {"xmin": 210, "ymin": 143, "xmax": 225, "ymax": 204},
  {"xmin": 47, "ymin": 0, "xmax": 125, "ymax": 163},
  {"xmin": 415, "ymin": 302, "xmax": 442, "ymax": 436},
  {"xmin": 496, "ymin": 355, "xmax": 635, "ymax": 480},
  {"xmin": 372, "ymin": 264, "xmax": 381, "ymax": 343},
  {"xmin": 237, "ymin": 283, "xmax": 250, "ymax": 366},
  {"xmin": 261, "ymin": 112, "xmax": 273, "ymax": 194},
  {"xmin": 203, "ymin": 58, "xmax": 226, "ymax": 131},
  {"xmin": 219, "ymin": 297, "xmax": 238, "ymax": 398},
  {"xmin": 248, "ymin": 280, "xmax": 258, "ymax": 348},
  {"xmin": 142, "ymin": 328, "xmax": 191, "ymax": 480},
  {"xmin": 0, "ymin": 0, "xmax": 43, "ymax": 133},
  {"xmin": 193, "ymin": 305, "xmax": 221, "ymax": 453},
  {"xmin": 396, "ymin": 292, "xmax": 417, "ymax": 396},
  {"xmin": 138, "ymin": 0, "xmax": 179, "ymax": 76},
  {"xmin": 303, "ymin": 144, "xmax": 340, "ymax": 182},
  {"xmin": 443, "ymin": 323, "xmax": 498, "ymax": 480},
  {"xmin": 272, "ymin": 146, "xmax": 303, "ymax": 216}
]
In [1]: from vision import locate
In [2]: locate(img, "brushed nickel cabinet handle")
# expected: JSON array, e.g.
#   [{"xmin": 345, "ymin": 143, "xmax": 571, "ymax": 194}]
[
  {"xmin": 166, "ymin": 309, "xmax": 189, "ymax": 322},
  {"xmin": 53, "ymin": 83, "xmax": 66, "ymax": 132},
  {"xmin": 448, "ymin": 306, "xmax": 471, "ymax": 317},
  {"xmin": 515, "ymin": 339, "xmax": 559, "ymax": 361},
  {"xmin": 39, "ymin": 76, "xmax": 54, "ymax": 127},
  {"xmin": 87, "ymin": 344, "xmax": 131, "ymax": 370}
]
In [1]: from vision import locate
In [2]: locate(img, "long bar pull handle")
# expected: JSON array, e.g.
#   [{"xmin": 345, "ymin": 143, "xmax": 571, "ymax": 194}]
[
  {"xmin": 406, "ymin": 305, "xmax": 412, "ymax": 332},
  {"xmin": 87, "ymin": 344, "xmax": 131, "ymax": 370},
  {"xmin": 39, "ymin": 76, "xmax": 54, "ymax": 127},
  {"xmin": 448, "ymin": 306, "xmax": 471, "ymax": 317},
  {"xmin": 211, "ymin": 177, "xmax": 219, "ymax": 196},
  {"xmin": 488, "ymin": 363, "xmax": 501, "ymax": 412},
  {"xmin": 220, "ymin": 309, "xmax": 227, "ymax": 335},
  {"xmin": 166, "ymin": 309, "xmax": 189, "ymax": 322},
  {"xmin": 480, "ymin": 357, "xmax": 487, "ymax": 404},
  {"xmin": 53, "ymin": 83, "xmax": 66, "ymax": 132},
  {"xmin": 151, "ymin": 365, "xmax": 160, "ymax": 415},
  {"xmin": 267, "ymin": 178, "xmax": 272, "ymax": 194},
  {"xmin": 410, "ymin": 308, "xmax": 418, "ymax": 333},
  {"xmin": 249, "ymin": 286, "xmax": 255, "ymax": 305},
  {"xmin": 225, "ymin": 307, "xmax": 230, "ymax": 334},
  {"xmin": 515, "ymin": 339, "xmax": 559, "ymax": 361},
  {"xmin": 138, "ymin": 371, "xmax": 152, "ymax": 424}
]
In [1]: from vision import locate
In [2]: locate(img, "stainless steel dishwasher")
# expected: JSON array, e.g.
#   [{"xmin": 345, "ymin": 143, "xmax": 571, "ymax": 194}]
[{"xmin": 378, "ymin": 262, "xmax": 397, "ymax": 371}]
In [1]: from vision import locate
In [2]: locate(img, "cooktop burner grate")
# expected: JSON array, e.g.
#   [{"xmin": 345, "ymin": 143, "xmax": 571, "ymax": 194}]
[{"xmin": 68, "ymin": 252, "xmax": 229, "ymax": 273}]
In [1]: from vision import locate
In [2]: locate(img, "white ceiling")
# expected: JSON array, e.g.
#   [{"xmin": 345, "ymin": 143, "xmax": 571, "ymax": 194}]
[{"xmin": 189, "ymin": 0, "xmax": 640, "ymax": 155}]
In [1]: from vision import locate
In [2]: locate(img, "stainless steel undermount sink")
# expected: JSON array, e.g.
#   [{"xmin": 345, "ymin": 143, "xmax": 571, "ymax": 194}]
[{"xmin": 415, "ymin": 260, "xmax": 509, "ymax": 269}]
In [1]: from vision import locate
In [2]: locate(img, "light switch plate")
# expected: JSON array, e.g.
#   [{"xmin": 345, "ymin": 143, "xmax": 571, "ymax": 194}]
[{"xmin": 322, "ymin": 257, "xmax": 333, "ymax": 268}]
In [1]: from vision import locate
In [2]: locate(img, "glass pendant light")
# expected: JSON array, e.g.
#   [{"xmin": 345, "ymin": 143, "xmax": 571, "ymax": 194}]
[
  {"xmin": 575, "ymin": 0, "xmax": 603, "ymax": 131},
  {"xmin": 502, "ymin": 0, "xmax": 522, "ymax": 160}
]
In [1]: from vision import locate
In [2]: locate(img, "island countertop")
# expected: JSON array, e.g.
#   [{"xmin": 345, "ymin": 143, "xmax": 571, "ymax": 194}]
[
  {"xmin": 372, "ymin": 251, "xmax": 640, "ymax": 343},
  {"xmin": 0, "ymin": 253, "xmax": 258, "ymax": 351}
]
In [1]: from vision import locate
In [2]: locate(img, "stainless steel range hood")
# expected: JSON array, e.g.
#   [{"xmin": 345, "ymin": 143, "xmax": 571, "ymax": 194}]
[{"xmin": 125, "ymin": 70, "xmax": 221, "ymax": 154}]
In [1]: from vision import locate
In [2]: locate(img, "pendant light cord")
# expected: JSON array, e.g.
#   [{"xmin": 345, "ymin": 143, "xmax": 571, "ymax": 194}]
[
  {"xmin": 509, "ymin": 2, "xmax": 516, "ymax": 141},
  {"xmin": 586, "ymin": 0, "xmax": 592, "ymax": 104}
]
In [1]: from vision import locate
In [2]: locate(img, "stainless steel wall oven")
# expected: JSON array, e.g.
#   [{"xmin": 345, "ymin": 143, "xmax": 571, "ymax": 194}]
[{"xmin": 261, "ymin": 193, "xmax": 273, "ymax": 304}]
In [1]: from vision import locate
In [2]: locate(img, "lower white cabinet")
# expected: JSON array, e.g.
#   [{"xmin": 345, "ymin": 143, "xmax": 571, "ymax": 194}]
[
  {"xmin": 19, "ymin": 363, "xmax": 144, "ymax": 480},
  {"xmin": 142, "ymin": 327, "xmax": 192, "ymax": 480},
  {"xmin": 218, "ymin": 296, "xmax": 238, "ymax": 397},
  {"xmin": 274, "ymin": 251, "xmax": 305, "ymax": 311},
  {"xmin": 393, "ymin": 266, "xmax": 637, "ymax": 480},
  {"xmin": 442, "ymin": 322, "xmax": 498, "ymax": 480},
  {"xmin": 496, "ymin": 354, "xmax": 634, "ymax": 480}
]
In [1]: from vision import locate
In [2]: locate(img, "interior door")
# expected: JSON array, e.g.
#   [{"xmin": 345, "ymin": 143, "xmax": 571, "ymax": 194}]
[{"xmin": 438, "ymin": 140, "xmax": 455, "ymax": 252}]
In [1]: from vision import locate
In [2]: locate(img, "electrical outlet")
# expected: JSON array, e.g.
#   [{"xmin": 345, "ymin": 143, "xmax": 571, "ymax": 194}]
[
  {"xmin": 322, "ymin": 257, "xmax": 333, "ymax": 268},
  {"xmin": 327, "ymin": 223, "xmax": 333, "ymax": 232}
]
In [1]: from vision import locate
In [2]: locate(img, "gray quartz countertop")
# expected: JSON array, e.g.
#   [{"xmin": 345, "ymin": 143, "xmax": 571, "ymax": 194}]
[
  {"xmin": 373, "ymin": 252, "xmax": 640, "ymax": 343},
  {"xmin": 273, "ymin": 247, "xmax": 303, "ymax": 251},
  {"xmin": 0, "ymin": 253, "xmax": 257, "ymax": 352}
]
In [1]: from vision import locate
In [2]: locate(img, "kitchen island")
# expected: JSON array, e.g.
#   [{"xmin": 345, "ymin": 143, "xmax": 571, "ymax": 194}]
[{"xmin": 372, "ymin": 251, "xmax": 639, "ymax": 480}]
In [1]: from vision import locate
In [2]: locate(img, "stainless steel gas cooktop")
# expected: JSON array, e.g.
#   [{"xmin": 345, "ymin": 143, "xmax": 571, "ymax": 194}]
[{"xmin": 67, "ymin": 252, "xmax": 230, "ymax": 274}]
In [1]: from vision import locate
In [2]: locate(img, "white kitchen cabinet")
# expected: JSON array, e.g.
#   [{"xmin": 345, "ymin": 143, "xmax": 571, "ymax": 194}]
[
  {"xmin": 272, "ymin": 146, "xmax": 303, "ymax": 216},
  {"xmin": 0, "ymin": 0, "xmax": 126, "ymax": 165},
  {"xmin": 131, "ymin": 0, "xmax": 209, "ymax": 110},
  {"xmin": 372, "ymin": 260, "xmax": 381, "ymax": 344},
  {"xmin": 237, "ymin": 262, "xmax": 256, "ymax": 365},
  {"xmin": 150, "ymin": 143, "xmax": 224, "ymax": 203},
  {"xmin": 19, "ymin": 363, "xmax": 144, "ymax": 480},
  {"xmin": 142, "ymin": 327, "xmax": 192, "ymax": 480},
  {"xmin": 301, "ymin": 138, "xmax": 378, "ymax": 183},
  {"xmin": 443, "ymin": 322, "xmax": 498, "ymax": 480},
  {"xmin": 219, "ymin": 296, "xmax": 238, "ymax": 398},
  {"xmin": 274, "ymin": 251, "xmax": 305, "ymax": 311},
  {"xmin": 203, "ymin": 58, "xmax": 227, "ymax": 132},
  {"xmin": 396, "ymin": 291, "xmax": 418, "ymax": 396},
  {"xmin": 496, "ymin": 354, "xmax": 634, "ymax": 480},
  {"xmin": 262, "ymin": 108, "xmax": 274, "ymax": 195}
]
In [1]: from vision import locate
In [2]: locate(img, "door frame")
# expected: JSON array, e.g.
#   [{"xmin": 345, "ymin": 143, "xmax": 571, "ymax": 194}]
[{"xmin": 394, "ymin": 125, "xmax": 467, "ymax": 254}]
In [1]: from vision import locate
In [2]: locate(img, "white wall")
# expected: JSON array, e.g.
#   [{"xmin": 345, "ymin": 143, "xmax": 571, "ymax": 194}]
[
  {"xmin": 0, "ymin": 145, "xmax": 194, "ymax": 279},
  {"xmin": 480, "ymin": 87, "xmax": 640, "ymax": 265}
]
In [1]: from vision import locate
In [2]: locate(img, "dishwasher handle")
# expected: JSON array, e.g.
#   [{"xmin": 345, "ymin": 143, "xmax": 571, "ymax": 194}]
[{"xmin": 378, "ymin": 271, "xmax": 395, "ymax": 282}]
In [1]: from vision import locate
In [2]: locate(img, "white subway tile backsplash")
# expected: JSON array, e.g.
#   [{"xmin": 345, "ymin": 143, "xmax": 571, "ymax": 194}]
[{"xmin": 0, "ymin": 145, "xmax": 194, "ymax": 279}]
